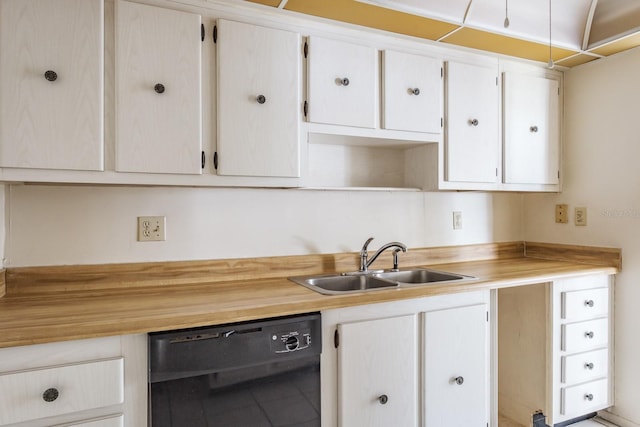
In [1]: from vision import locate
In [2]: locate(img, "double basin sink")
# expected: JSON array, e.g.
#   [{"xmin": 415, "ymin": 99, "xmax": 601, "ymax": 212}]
[{"xmin": 289, "ymin": 268, "xmax": 477, "ymax": 295}]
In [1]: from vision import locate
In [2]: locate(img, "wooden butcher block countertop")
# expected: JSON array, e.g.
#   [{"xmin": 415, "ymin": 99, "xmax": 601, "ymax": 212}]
[{"xmin": 0, "ymin": 242, "xmax": 621, "ymax": 348}]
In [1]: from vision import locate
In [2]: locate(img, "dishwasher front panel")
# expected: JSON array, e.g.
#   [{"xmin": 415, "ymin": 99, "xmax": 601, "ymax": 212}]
[{"xmin": 148, "ymin": 313, "xmax": 321, "ymax": 427}]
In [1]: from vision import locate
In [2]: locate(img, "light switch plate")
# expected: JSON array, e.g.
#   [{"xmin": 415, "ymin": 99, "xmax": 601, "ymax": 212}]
[{"xmin": 555, "ymin": 204, "xmax": 568, "ymax": 223}]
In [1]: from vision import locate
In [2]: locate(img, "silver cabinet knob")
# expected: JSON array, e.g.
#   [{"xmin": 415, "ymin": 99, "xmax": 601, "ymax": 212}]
[
  {"xmin": 378, "ymin": 394, "xmax": 388, "ymax": 405},
  {"xmin": 336, "ymin": 77, "xmax": 350, "ymax": 86},
  {"xmin": 42, "ymin": 388, "xmax": 59, "ymax": 402},
  {"xmin": 256, "ymin": 95, "xmax": 266, "ymax": 104},
  {"xmin": 530, "ymin": 125, "xmax": 539, "ymax": 132},
  {"xmin": 584, "ymin": 299, "xmax": 595, "ymax": 307},
  {"xmin": 454, "ymin": 376, "xmax": 464, "ymax": 385},
  {"xmin": 409, "ymin": 88, "xmax": 420, "ymax": 95},
  {"xmin": 585, "ymin": 393, "xmax": 594, "ymax": 401},
  {"xmin": 585, "ymin": 362, "xmax": 594, "ymax": 370},
  {"xmin": 469, "ymin": 119, "xmax": 479, "ymax": 126},
  {"xmin": 585, "ymin": 331, "xmax": 595, "ymax": 339}
]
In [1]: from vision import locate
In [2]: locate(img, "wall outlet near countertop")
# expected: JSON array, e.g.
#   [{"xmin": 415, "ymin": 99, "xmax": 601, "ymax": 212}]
[
  {"xmin": 555, "ymin": 204, "xmax": 568, "ymax": 223},
  {"xmin": 138, "ymin": 216, "xmax": 166, "ymax": 241},
  {"xmin": 453, "ymin": 211, "xmax": 462, "ymax": 230},
  {"xmin": 575, "ymin": 207, "xmax": 587, "ymax": 226}
]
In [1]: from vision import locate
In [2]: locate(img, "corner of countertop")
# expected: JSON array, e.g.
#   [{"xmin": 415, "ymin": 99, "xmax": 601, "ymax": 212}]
[{"xmin": 524, "ymin": 241, "xmax": 622, "ymax": 271}]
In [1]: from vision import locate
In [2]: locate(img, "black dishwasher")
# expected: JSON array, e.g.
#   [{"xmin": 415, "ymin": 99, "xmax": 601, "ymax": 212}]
[{"xmin": 148, "ymin": 313, "xmax": 322, "ymax": 427}]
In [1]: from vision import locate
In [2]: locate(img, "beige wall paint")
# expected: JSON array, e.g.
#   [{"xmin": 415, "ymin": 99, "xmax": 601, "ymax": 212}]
[
  {"xmin": 4, "ymin": 184, "xmax": 522, "ymax": 267},
  {"xmin": 525, "ymin": 46, "xmax": 640, "ymax": 425}
]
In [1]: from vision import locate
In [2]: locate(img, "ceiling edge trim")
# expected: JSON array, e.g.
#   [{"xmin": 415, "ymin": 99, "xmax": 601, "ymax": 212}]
[
  {"xmin": 582, "ymin": 0, "xmax": 599, "ymax": 50},
  {"xmin": 588, "ymin": 26, "xmax": 640, "ymax": 50}
]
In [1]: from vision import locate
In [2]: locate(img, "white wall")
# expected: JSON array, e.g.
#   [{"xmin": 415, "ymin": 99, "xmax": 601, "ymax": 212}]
[
  {"xmin": 4, "ymin": 184, "xmax": 522, "ymax": 267},
  {"xmin": 524, "ymin": 47, "xmax": 640, "ymax": 425}
]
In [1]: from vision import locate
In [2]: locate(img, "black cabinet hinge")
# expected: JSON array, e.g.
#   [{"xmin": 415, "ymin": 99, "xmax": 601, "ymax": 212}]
[
  {"xmin": 201, "ymin": 24, "xmax": 205, "ymax": 42},
  {"xmin": 441, "ymin": 117, "xmax": 443, "ymax": 128},
  {"xmin": 201, "ymin": 151, "xmax": 205, "ymax": 169},
  {"xmin": 303, "ymin": 40, "xmax": 308, "ymax": 58},
  {"xmin": 303, "ymin": 100, "xmax": 308, "ymax": 118},
  {"xmin": 496, "ymin": 76, "xmax": 499, "ymax": 86},
  {"xmin": 213, "ymin": 151, "xmax": 218, "ymax": 170},
  {"xmin": 441, "ymin": 67, "xmax": 444, "ymax": 78},
  {"xmin": 213, "ymin": 25, "xmax": 217, "ymax": 43},
  {"xmin": 334, "ymin": 329, "xmax": 339, "ymax": 348},
  {"xmin": 496, "ymin": 167, "xmax": 498, "ymax": 177},
  {"xmin": 487, "ymin": 311, "xmax": 489, "ymax": 322}
]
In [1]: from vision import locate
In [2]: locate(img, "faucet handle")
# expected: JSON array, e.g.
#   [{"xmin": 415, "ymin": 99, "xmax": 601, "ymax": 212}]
[{"xmin": 360, "ymin": 237, "xmax": 375, "ymax": 255}]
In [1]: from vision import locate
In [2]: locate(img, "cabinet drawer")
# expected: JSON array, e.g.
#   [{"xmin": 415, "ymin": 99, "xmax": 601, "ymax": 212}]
[
  {"xmin": 562, "ymin": 287, "xmax": 608, "ymax": 320},
  {"xmin": 562, "ymin": 318, "xmax": 608, "ymax": 353},
  {"xmin": 561, "ymin": 378, "xmax": 608, "ymax": 416},
  {"xmin": 562, "ymin": 348, "xmax": 608, "ymax": 384},
  {"xmin": 0, "ymin": 357, "xmax": 123, "ymax": 425},
  {"xmin": 63, "ymin": 414, "xmax": 124, "ymax": 427}
]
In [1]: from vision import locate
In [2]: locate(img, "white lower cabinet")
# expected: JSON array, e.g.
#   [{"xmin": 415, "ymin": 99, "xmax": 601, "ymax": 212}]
[
  {"xmin": 0, "ymin": 335, "xmax": 146, "ymax": 427},
  {"xmin": 498, "ymin": 274, "xmax": 614, "ymax": 426},
  {"xmin": 338, "ymin": 314, "xmax": 418, "ymax": 427},
  {"xmin": 423, "ymin": 304, "xmax": 489, "ymax": 426},
  {"xmin": 322, "ymin": 290, "xmax": 490, "ymax": 427}
]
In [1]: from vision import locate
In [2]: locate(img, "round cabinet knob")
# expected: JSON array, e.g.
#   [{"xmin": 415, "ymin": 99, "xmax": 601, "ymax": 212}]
[
  {"xmin": 585, "ymin": 331, "xmax": 595, "ymax": 339},
  {"xmin": 44, "ymin": 70, "xmax": 58, "ymax": 82},
  {"xmin": 469, "ymin": 119, "xmax": 479, "ymax": 127},
  {"xmin": 585, "ymin": 393, "xmax": 594, "ymax": 401},
  {"xmin": 42, "ymin": 387, "xmax": 59, "ymax": 402},
  {"xmin": 585, "ymin": 362, "xmax": 595, "ymax": 370},
  {"xmin": 530, "ymin": 125, "xmax": 539, "ymax": 133},
  {"xmin": 584, "ymin": 299, "xmax": 595, "ymax": 307},
  {"xmin": 256, "ymin": 95, "xmax": 266, "ymax": 104},
  {"xmin": 336, "ymin": 77, "xmax": 350, "ymax": 86},
  {"xmin": 410, "ymin": 88, "xmax": 420, "ymax": 96},
  {"xmin": 378, "ymin": 394, "xmax": 388, "ymax": 405},
  {"xmin": 154, "ymin": 83, "xmax": 165, "ymax": 94},
  {"xmin": 454, "ymin": 376, "xmax": 464, "ymax": 385}
]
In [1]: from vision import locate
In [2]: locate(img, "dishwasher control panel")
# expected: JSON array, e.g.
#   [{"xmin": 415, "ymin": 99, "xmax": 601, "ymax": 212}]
[{"xmin": 271, "ymin": 328, "xmax": 312, "ymax": 353}]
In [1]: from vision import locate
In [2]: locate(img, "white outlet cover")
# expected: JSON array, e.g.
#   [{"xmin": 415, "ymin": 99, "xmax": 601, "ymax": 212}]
[{"xmin": 138, "ymin": 216, "xmax": 166, "ymax": 241}]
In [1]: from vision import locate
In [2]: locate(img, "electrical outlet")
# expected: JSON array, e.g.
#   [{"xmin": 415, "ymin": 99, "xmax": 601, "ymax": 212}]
[
  {"xmin": 453, "ymin": 211, "xmax": 463, "ymax": 230},
  {"xmin": 138, "ymin": 216, "xmax": 166, "ymax": 241},
  {"xmin": 555, "ymin": 204, "xmax": 568, "ymax": 224},
  {"xmin": 575, "ymin": 207, "xmax": 587, "ymax": 226}
]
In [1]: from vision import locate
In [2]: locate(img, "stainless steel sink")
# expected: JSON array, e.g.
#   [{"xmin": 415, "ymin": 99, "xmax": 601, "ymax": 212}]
[
  {"xmin": 290, "ymin": 274, "xmax": 398, "ymax": 295},
  {"xmin": 373, "ymin": 268, "xmax": 473, "ymax": 285},
  {"xmin": 289, "ymin": 268, "xmax": 476, "ymax": 295}
]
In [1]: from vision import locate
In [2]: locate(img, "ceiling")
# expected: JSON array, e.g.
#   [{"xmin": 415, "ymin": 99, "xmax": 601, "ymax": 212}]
[{"xmin": 245, "ymin": 0, "xmax": 640, "ymax": 67}]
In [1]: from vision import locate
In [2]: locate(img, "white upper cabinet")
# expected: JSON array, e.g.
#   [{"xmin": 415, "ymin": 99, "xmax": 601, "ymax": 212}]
[
  {"xmin": 422, "ymin": 303, "xmax": 489, "ymax": 426},
  {"xmin": 503, "ymin": 72, "xmax": 560, "ymax": 185},
  {"xmin": 445, "ymin": 61, "xmax": 500, "ymax": 184},
  {"xmin": 216, "ymin": 20, "xmax": 301, "ymax": 178},
  {"xmin": 338, "ymin": 314, "xmax": 418, "ymax": 427},
  {"xmin": 0, "ymin": 0, "xmax": 104, "ymax": 171},
  {"xmin": 382, "ymin": 50, "xmax": 442, "ymax": 134},
  {"xmin": 306, "ymin": 37, "xmax": 377, "ymax": 129},
  {"xmin": 115, "ymin": 0, "xmax": 202, "ymax": 174}
]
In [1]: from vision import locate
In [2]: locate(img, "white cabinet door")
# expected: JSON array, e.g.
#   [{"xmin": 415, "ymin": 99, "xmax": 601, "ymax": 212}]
[
  {"xmin": 338, "ymin": 314, "xmax": 418, "ymax": 427},
  {"xmin": 216, "ymin": 20, "xmax": 300, "ymax": 178},
  {"xmin": 307, "ymin": 37, "xmax": 377, "ymax": 128},
  {"xmin": 382, "ymin": 50, "xmax": 442, "ymax": 134},
  {"xmin": 115, "ymin": 0, "xmax": 202, "ymax": 174},
  {"xmin": 503, "ymin": 72, "xmax": 560, "ymax": 185},
  {"xmin": 0, "ymin": 0, "xmax": 104, "ymax": 171},
  {"xmin": 445, "ymin": 61, "xmax": 499, "ymax": 183},
  {"xmin": 423, "ymin": 303, "xmax": 488, "ymax": 427}
]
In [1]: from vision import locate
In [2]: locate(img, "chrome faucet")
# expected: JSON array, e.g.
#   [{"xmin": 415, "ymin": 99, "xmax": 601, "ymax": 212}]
[{"xmin": 359, "ymin": 237, "xmax": 408, "ymax": 273}]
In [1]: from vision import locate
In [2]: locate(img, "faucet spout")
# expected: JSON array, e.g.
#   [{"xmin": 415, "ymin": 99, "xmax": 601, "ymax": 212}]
[{"xmin": 358, "ymin": 238, "xmax": 407, "ymax": 273}]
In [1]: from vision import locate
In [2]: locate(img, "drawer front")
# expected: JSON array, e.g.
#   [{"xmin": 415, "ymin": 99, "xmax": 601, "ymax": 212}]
[
  {"xmin": 562, "ymin": 348, "xmax": 608, "ymax": 384},
  {"xmin": 64, "ymin": 414, "xmax": 124, "ymax": 427},
  {"xmin": 562, "ymin": 287, "xmax": 609, "ymax": 320},
  {"xmin": 562, "ymin": 318, "xmax": 608, "ymax": 353},
  {"xmin": 561, "ymin": 378, "xmax": 608, "ymax": 416},
  {"xmin": 0, "ymin": 358, "xmax": 124, "ymax": 425}
]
